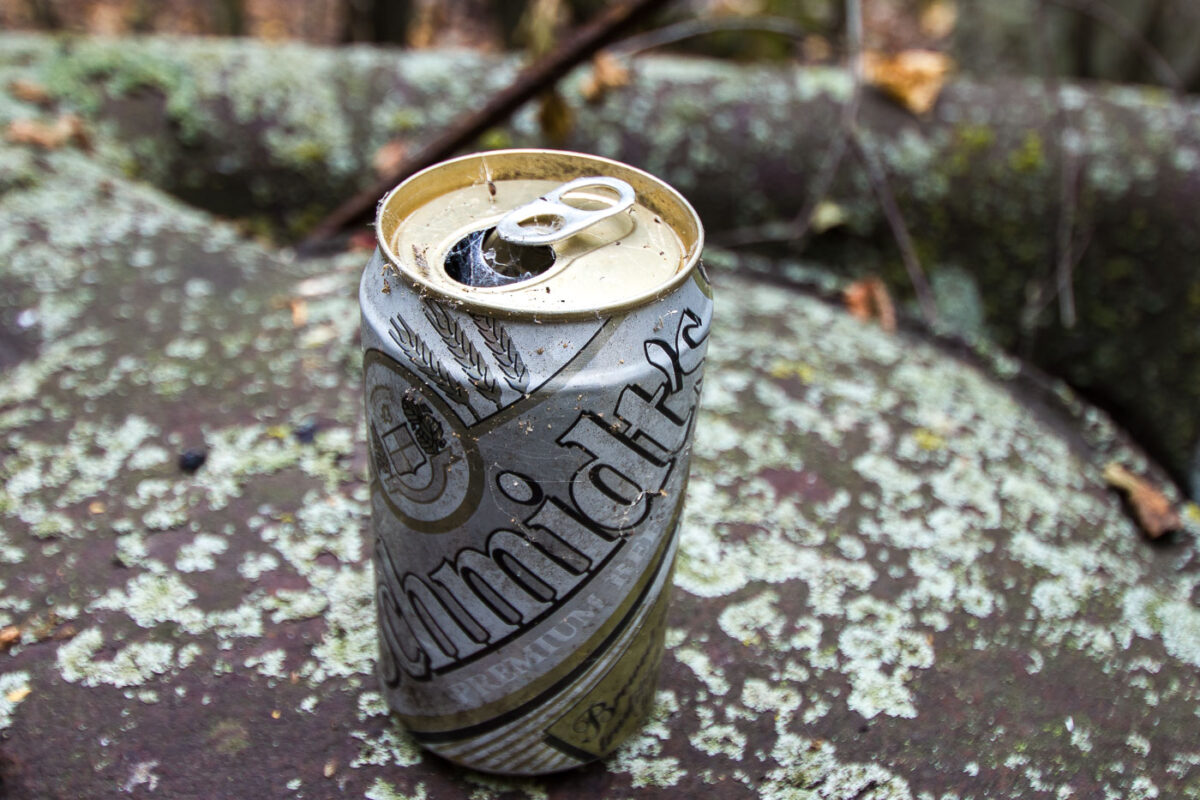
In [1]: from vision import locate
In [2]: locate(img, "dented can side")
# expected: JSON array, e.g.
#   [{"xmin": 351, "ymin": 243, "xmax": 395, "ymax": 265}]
[{"xmin": 359, "ymin": 150, "xmax": 710, "ymax": 775}]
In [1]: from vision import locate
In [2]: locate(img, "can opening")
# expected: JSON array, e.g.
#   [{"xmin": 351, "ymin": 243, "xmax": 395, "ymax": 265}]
[{"xmin": 443, "ymin": 227, "xmax": 557, "ymax": 288}]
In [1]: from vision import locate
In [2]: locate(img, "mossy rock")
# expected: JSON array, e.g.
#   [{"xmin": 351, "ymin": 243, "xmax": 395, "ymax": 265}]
[
  {"xmin": 3, "ymin": 32, "xmax": 1198, "ymax": 493},
  {"xmin": 1, "ymin": 113, "xmax": 1199, "ymax": 799}
]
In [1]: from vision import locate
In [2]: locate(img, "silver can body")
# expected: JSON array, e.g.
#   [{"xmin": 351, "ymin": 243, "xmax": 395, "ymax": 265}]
[{"xmin": 359, "ymin": 150, "xmax": 709, "ymax": 774}]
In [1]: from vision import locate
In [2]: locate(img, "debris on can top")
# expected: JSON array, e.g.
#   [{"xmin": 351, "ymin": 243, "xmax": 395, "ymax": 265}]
[{"xmin": 375, "ymin": 149, "xmax": 704, "ymax": 317}]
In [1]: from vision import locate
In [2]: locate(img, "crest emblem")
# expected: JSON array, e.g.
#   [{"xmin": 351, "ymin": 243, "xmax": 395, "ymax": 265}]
[{"xmin": 366, "ymin": 351, "xmax": 484, "ymax": 533}]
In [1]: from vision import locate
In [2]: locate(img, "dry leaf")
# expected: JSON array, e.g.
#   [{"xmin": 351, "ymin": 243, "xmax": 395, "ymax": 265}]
[
  {"xmin": 5, "ymin": 686, "xmax": 31, "ymax": 704},
  {"xmin": 8, "ymin": 78, "xmax": 52, "ymax": 105},
  {"xmin": 517, "ymin": 0, "xmax": 567, "ymax": 58},
  {"xmin": 372, "ymin": 139, "xmax": 407, "ymax": 179},
  {"xmin": 581, "ymin": 51, "xmax": 630, "ymax": 104},
  {"xmin": 1103, "ymin": 462, "xmax": 1182, "ymax": 538},
  {"xmin": 919, "ymin": 0, "xmax": 958, "ymax": 40},
  {"xmin": 288, "ymin": 298, "xmax": 308, "ymax": 328},
  {"xmin": 809, "ymin": 200, "xmax": 848, "ymax": 234},
  {"xmin": 5, "ymin": 114, "xmax": 90, "ymax": 150},
  {"xmin": 862, "ymin": 50, "xmax": 952, "ymax": 115},
  {"xmin": 407, "ymin": 2, "xmax": 438, "ymax": 49},
  {"xmin": 843, "ymin": 277, "xmax": 896, "ymax": 332},
  {"xmin": 88, "ymin": 500, "xmax": 106, "ymax": 514},
  {"xmin": 0, "ymin": 625, "xmax": 19, "ymax": 651},
  {"xmin": 537, "ymin": 90, "xmax": 573, "ymax": 144}
]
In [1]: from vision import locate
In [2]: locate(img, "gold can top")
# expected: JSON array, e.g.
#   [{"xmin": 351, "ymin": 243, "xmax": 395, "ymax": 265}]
[{"xmin": 375, "ymin": 149, "xmax": 704, "ymax": 317}]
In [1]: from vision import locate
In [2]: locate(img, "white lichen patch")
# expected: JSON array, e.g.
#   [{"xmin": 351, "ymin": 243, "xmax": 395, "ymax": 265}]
[
  {"xmin": 56, "ymin": 628, "xmax": 177, "ymax": 688},
  {"xmin": 0, "ymin": 671, "xmax": 32, "ymax": 730},
  {"xmin": 244, "ymin": 648, "xmax": 288, "ymax": 680},
  {"xmin": 673, "ymin": 647, "xmax": 730, "ymax": 696},
  {"xmin": 90, "ymin": 572, "xmax": 199, "ymax": 629},
  {"xmin": 461, "ymin": 772, "xmax": 548, "ymax": 800},
  {"xmin": 175, "ymin": 532, "xmax": 228, "ymax": 572},
  {"xmin": 760, "ymin": 733, "xmax": 912, "ymax": 800},
  {"xmin": 718, "ymin": 590, "xmax": 785, "ymax": 646},
  {"xmin": 238, "ymin": 551, "xmax": 280, "ymax": 580},
  {"xmin": 364, "ymin": 778, "xmax": 427, "ymax": 800},
  {"xmin": 350, "ymin": 726, "xmax": 423, "ymax": 769},
  {"xmin": 263, "ymin": 588, "xmax": 329, "ymax": 623},
  {"xmin": 1122, "ymin": 588, "xmax": 1200, "ymax": 669},
  {"xmin": 689, "ymin": 718, "xmax": 747, "ymax": 760}
]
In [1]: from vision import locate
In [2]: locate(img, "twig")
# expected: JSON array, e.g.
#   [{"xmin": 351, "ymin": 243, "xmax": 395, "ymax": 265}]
[
  {"xmin": 1117, "ymin": 0, "xmax": 1168, "ymax": 84},
  {"xmin": 1044, "ymin": 0, "xmax": 1183, "ymax": 91},
  {"xmin": 1035, "ymin": 0, "xmax": 1090, "ymax": 333},
  {"xmin": 300, "ymin": 0, "xmax": 674, "ymax": 250},
  {"xmin": 612, "ymin": 15, "xmax": 812, "ymax": 57},
  {"xmin": 848, "ymin": 131, "xmax": 937, "ymax": 325},
  {"xmin": 1055, "ymin": 150, "xmax": 1082, "ymax": 328},
  {"xmin": 1021, "ymin": 223, "xmax": 1093, "ymax": 331},
  {"xmin": 719, "ymin": 1, "xmax": 935, "ymax": 326},
  {"xmin": 717, "ymin": 2, "xmax": 863, "ymax": 249}
]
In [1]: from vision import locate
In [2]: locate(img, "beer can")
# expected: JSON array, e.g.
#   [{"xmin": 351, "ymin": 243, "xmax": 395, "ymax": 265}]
[{"xmin": 359, "ymin": 149, "xmax": 711, "ymax": 775}]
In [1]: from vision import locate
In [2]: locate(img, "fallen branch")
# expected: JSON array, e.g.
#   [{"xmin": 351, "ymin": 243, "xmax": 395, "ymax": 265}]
[{"xmin": 300, "ymin": 0, "xmax": 673, "ymax": 249}]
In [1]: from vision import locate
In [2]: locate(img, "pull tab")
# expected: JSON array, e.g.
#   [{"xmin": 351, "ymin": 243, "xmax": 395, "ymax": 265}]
[{"xmin": 494, "ymin": 176, "xmax": 635, "ymax": 247}]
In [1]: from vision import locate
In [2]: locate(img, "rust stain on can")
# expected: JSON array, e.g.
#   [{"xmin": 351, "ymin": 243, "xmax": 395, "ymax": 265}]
[{"xmin": 359, "ymin": 149, "xmax": 711, "ymax": 775}]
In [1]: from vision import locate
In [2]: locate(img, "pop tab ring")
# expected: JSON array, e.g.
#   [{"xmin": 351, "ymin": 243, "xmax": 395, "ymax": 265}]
[{"xmin": 494, "ymin": 176, "xmax": 636, "ymax": 247}]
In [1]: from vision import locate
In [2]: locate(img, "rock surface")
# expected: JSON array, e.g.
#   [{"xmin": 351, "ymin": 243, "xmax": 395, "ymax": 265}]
[
  {"xmin": 3, "ymin": 31, "xmax": 1198, "ymax": 494},
  {"xmin": 2, "ymin": 35, "xmax": 1200, "ymax": 800}
]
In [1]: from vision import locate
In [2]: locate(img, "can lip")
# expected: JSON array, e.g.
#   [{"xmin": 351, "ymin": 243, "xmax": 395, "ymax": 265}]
[{"xmin": 374, "ymin": 149, "xmax": 705, "ymax": 319}]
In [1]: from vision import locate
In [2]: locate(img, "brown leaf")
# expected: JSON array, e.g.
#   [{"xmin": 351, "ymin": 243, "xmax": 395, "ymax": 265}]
[
  {"xmin": 8, "ymin": 79, "xmax": 52, "ymax": 106},
  {"xmin": 372, "ymin": 139, "xmax": 408, "ymax": 179},
  {"xmin": 863, "ymin": 50, "xmax": 952, "ymax": 115},
  {"xmin": 843, "ymin": 277, "xmax": 896, "ymax": 333},
  {"xmin": 5, "ymin": 114, "xmax": 90, "ymax": 151},
  {"xmin": 919, "ymin": 0, "xmax": 958, "ymax": 40},
  {"xmin": 288, "ymin": 298, "xmax": 308, "ymax": 328},
  {"xmin": 580, "ymin": 51, "xmax": 630, "ymax": 104},
  {"xmin": 517, "ymin": 0, "xmax": 567, "ymax": 58},
  {"xmin": 0, "ymin": 626, "xmax": 19, "ymax": 651},
  {"xmin": 1103, "ymin": 462, "xmax": 1182, "ymax": 538},
  {"xmin": 5, "ymin": 686, "xmax": 30, "ymax": 704},
  {"xmin": 537, "ymin": 90, "xmax": 573, "ymax": 144}
]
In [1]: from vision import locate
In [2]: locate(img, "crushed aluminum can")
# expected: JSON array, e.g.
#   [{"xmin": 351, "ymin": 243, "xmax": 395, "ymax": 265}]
[{"xmin": 360, "ymin": 149, "xmax": 711, "ymax": 774}]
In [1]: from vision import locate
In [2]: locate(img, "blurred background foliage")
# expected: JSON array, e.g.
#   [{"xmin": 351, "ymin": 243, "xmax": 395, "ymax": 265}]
[{"xmin": 2, "ymin": 0, "xmax": 1199, "ymax": 91}]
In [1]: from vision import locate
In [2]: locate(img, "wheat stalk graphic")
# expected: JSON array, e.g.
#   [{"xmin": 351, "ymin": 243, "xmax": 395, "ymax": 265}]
[
  {"xmin": 471, "ymin": 314, "xmax": 529, "ymax": 394},
  {"xmin": 422, "ymin": 299, "xmax": 503, "ymax": 409},
  {"xmin": 387, "ymin": 315, "xmax": 475, "ymax": 417}
]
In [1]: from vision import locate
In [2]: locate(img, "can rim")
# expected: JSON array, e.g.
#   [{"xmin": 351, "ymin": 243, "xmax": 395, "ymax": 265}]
[{"xmin": 374, "ymin": 149, "xmax": 705, "ymax": 319}]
